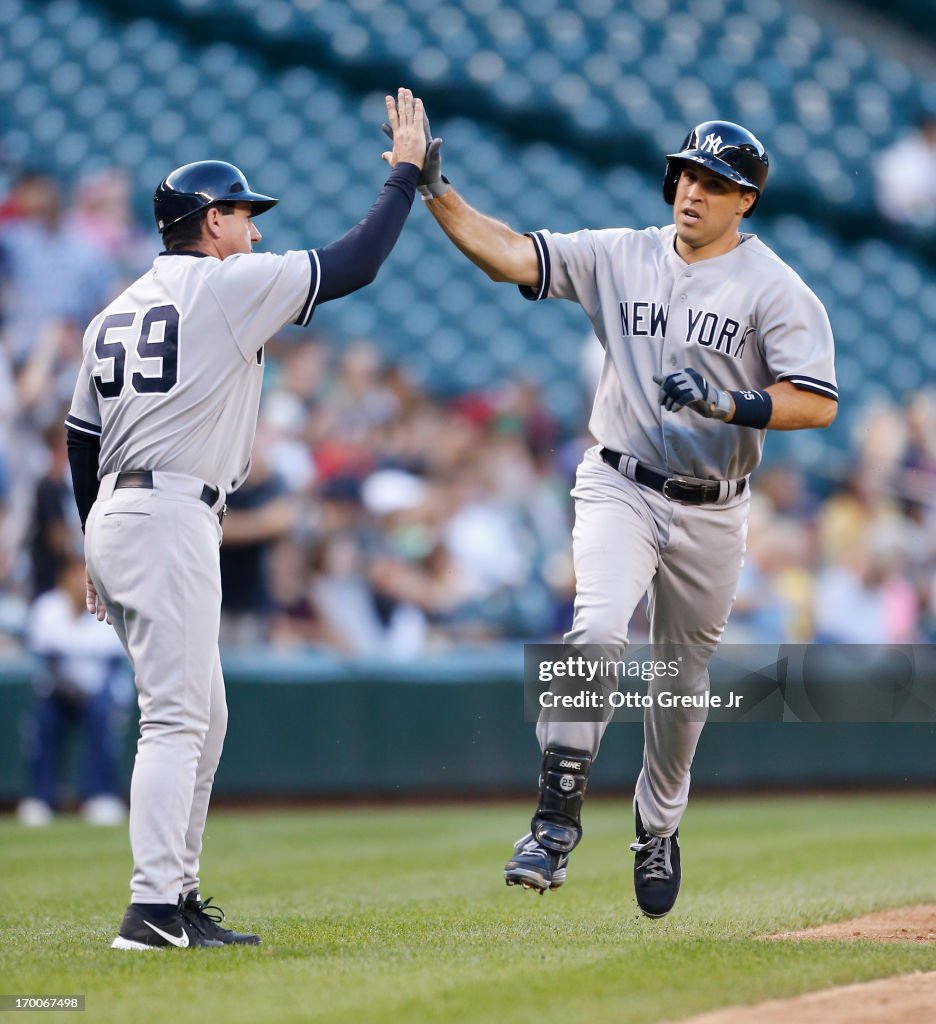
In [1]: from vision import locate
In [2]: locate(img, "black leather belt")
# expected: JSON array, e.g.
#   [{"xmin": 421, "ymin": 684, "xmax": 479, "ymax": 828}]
[
  {"xmin": 599, "ymin": 447, "xmax": 746, "ymax": 505},
  {"xmin": 114, "ymin": 470, "xmax": 224, "ymax": 519}
]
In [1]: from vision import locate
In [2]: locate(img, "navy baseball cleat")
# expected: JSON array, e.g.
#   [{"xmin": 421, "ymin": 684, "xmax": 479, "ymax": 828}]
[
  {"xmin": 630, "ymin": 806, "xmax": 681, "ymax": 918},
  {"xmin": 504, "ymin": 832, "xmax": 569, "ymax": 893},
  {"xmin": 111, "ymin": 899, "xmax": 224, "ymax": 950},
  {"xmin": 182, "ymin": 891, "xmax": 262, "ymax": 945}
]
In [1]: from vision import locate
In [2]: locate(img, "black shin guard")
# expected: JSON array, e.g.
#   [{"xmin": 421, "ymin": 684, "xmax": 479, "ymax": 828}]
[{"xmin": 531, "ymin": 747, "xmax": 592, "ymax": 854}]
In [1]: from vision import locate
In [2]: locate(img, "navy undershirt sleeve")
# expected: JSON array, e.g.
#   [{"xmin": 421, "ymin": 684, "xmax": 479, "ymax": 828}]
[
  {"xmin": 315, "ymin": 162, "xmax": 419, "ymax": 303},
  {"xmin": 66, "ymin": 427, "xmax": 101, "ymax": 531}
]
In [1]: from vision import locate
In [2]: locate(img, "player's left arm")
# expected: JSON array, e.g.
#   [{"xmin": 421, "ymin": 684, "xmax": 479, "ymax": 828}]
[
  {"xmin": 743, "ymin": 380, "xmax": 836, "ymax": 430},
  {"xmin": 654, "ymin": 371, "xmax": 836, "ymax": 430},
  {"xmin": 656, "ymin": 274, "xmax": 837, "ymax": 430},
  {"xmin": 655, "ymin": 372, "xmax": 836, "ymax": 429}
]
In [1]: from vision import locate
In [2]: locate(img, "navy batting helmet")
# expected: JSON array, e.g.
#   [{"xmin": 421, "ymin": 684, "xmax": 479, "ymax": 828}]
[
  {"xmin": 662, "ymin": 121, "xmax": 768, "ymax": 216},
  {"xmin": 153, "ymin": 160, "xmax": 278, "ymax": 233}
]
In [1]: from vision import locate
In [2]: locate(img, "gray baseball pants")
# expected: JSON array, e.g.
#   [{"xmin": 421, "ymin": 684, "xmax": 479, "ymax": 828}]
[
  {"xmin": 85, "ymin": 472, "xmax": 227, "ymax": 904},
  {"xmin": 537, "ymin": 446, "xmax": 748, "ymax": 836}
]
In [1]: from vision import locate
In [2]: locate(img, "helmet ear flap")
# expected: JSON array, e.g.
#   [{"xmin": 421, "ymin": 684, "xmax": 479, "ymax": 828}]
[
  {"xmin": 663, "ymin": 132, "xmax": 693, "ymax": 206},
  {"xmin": 661, "ymin": 159, "xmax": 681, "ymax": 206}
]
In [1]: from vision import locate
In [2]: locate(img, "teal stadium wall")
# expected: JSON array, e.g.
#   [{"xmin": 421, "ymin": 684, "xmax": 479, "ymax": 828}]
[{"xmin": 1, "ymin": 652, "xmax": 934, "ymax": 803}]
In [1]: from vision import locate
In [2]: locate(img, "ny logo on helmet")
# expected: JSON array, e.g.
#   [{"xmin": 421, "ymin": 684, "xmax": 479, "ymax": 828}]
[{"xmin": 699, "ymin": 133, "xmax": 723, "ymax": 155}]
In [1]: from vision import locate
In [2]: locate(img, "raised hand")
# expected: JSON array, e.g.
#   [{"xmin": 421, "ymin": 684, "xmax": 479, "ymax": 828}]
[
  {"xmin": 380, "ymin": 87, "xmax": 427, "ymax": 171},
  {"xmin": 383, "ymin": 108, "xmax": 448, "ymax": 197}
]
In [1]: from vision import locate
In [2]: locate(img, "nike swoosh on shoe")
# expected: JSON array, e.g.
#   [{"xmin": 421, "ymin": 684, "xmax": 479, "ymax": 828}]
[{"xmin": 143, "ymin": 919, "xmax": 190, "ymax": 947}]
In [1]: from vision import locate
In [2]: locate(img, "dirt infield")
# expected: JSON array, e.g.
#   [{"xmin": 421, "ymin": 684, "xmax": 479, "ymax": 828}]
[
  {"xmin": 669, "ymin": 972, "xmax": 936, "ymax": 1024},
  {"xmin": 668, "ymin": 906, "xmax": 936, "ymax": 1024},
  {"xmin": 770, "ymin": 903, "xmax": 936, "ymax": 943}
]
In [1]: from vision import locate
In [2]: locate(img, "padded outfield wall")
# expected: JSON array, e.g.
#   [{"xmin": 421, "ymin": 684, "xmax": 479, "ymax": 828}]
[{"xmin": 0, "ymin": 650, "xmax": 933, "ymax": 803}]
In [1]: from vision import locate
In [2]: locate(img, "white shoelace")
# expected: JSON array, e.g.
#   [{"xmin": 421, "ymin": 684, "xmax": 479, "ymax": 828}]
[
  {"xmin": 629, "ymin": 834, "xmax": 672, "ymax": 882},
  {"xmin": 515, "ymin": 833, "xmax": 564, "ymax": 865},
  {"xmin": 519, "ymin": 835, "xmax": 544, "ymax": 856}
]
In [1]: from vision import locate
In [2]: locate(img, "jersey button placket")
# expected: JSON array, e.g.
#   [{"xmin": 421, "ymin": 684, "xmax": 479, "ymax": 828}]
[
  {"xmin": 660, "ymin": 276, "xmax": 690, "ymax": 461},
  {"xmin": 668, "ymin": 278, "xmax": 689, "ymax": 368}
]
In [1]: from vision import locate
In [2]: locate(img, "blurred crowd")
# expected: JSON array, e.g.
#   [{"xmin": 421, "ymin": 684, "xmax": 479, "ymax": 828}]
[
  {"xmin": 2, "ymin": 166, "xmax": 936, "ymax": 662},
  {"xmin": 727, "ymin": 391, "xmax": 936, "ymax": 646},
  {"xmin": 874, "ymin": 113, "xmax": 936, "ymax": 233}
]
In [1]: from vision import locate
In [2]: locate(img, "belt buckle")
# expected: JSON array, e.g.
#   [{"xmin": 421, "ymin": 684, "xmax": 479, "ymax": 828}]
[{"xmin": 661, "ymin": 477, "xmax": 691, "ymax": 503}]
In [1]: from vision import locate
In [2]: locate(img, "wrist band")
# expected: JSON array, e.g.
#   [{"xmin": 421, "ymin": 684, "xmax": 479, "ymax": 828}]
[
  {"xmin": 710, "ymin": 388, "xmax": 733, "ymax": 420},
  {"xmin": 418, "ymin": 177, "xmax": 451, "ymax": 201},
  {"xmin": 727, "ymin": 389, "xmax": 772, "ymax": 428}
]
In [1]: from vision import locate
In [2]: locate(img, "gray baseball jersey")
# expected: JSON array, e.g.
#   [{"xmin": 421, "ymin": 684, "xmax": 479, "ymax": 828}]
[
  {"xmin": 66, "ymin": 249, "xmax": 320, "ymax": 494},
  {"xmin": 522, "ymin": 224, "xmax": 837, "ymax": 480},
  {"xmin": 518, "ymin": 220, "xmax": 837, "ymax": 842},
  {"xmin": 70, "ymin": 247, "xmax": 317, "ymax": 906},
  {"xmin": 80, "ymin": 157, "xmax": 420, "ymax": 931}
]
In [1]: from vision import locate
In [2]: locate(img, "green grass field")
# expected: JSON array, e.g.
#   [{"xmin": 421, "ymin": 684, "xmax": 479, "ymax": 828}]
[{"xmin": 2, "ymin": 795, "xmax": 936, "ymax": 1023}]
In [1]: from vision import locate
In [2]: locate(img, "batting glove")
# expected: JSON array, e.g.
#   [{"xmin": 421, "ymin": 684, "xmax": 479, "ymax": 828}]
[
  {"xmin": 653, "ymin": 368, "xmax": 733, "ymax": 420},
  {"xmin": 382, "ymin": 110, "xmax": 449, "ymax": 198}
]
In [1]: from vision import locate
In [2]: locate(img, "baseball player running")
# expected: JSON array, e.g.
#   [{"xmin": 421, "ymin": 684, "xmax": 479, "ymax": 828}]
[
  {"xmin": 415, "ymin": 118, "xmax": 836, "ymax": 915},
  {"xmin": 65, "ymin": 88, "xmax": 427, "ymax": 949}
]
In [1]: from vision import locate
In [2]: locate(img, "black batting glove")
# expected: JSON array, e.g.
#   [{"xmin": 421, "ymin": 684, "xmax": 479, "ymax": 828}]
[
  {"xmin": 382, "ymin": 110, "xmax": 449, "ymax": 198},
  {"xmin": 653, "ymin": 368, "xmax": 733, "ymax": 420}
]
